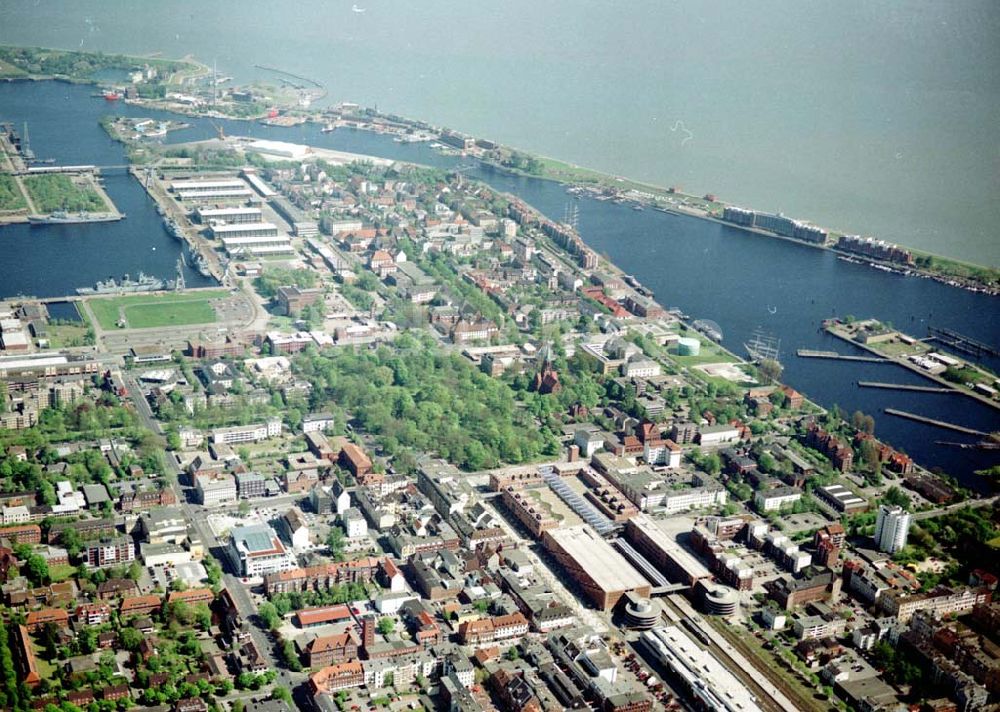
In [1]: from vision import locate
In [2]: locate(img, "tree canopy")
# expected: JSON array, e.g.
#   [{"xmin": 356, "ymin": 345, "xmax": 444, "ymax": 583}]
[{"xmin": 294, "ymin": 334, "xmax": 558, "ymax": 470}]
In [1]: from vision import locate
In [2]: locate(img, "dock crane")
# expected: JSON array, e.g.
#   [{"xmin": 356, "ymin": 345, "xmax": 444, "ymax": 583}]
[
  {"xmin": 210, "ymin": 120, "xmax": 226, "ymax": 141},
  {"xmin": 450, "ymin": 162, "xmax": 476, "ymax": 189}
]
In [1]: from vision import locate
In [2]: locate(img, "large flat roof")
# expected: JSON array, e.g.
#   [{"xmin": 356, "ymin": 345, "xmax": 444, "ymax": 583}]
[
  {"xmin": 545, "ymin": 524, "xmax": 648, "ymax": 593},
  {"xmin": 629, "ymin": 513, "xmax": 712, "ymax": 580},
  {"xmin": 177, "ymin": 188, "xmax": 254, "ymax": 199},
  {"xmin": 196, "ymin": 206, "xmax": 262, "ymax": 215},
  {"xmin": 219, "ymin": 234, "xmax": 291, "ymax": 245},
  {"xmin": 238, "ymin": 245, "xmax": 295, "ymax": 254},
  {"xmin": 0, "ymin": 354, "xmax": 68, "ymax": 368},
  {"xmin": 231, "ymin": 524, "xmax": 285, "ymax": 555},
  {"xmin": 171, "ymin": 179, "xmax": 248, "ymax": 190},
  {"xmin": 643, "ymin": 625, "xmax": 764, "ymax": 712},
  {"xmin": 210, "ymin": 222, "xmax": 278, "ymax": 233}
]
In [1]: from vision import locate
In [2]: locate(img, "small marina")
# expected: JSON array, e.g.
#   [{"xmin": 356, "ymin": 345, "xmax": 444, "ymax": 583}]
[
  {"xmin": 824, "ymin": 319, "xmax": 1000, "ymax": 412},
  {"xmin": 796, "ymin": 349, "xmax": 889, "ymax": 363}
]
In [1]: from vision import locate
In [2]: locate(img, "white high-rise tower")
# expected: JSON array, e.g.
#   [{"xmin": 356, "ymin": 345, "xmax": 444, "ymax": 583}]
[{"xmin": 874, "ymin": 505, "xmax": 911, "ymax": 553}]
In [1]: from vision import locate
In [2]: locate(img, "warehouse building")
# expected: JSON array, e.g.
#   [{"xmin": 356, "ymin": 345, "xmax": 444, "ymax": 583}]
[
  {"xmin": 246, "ymin": 139, "xmax": 310, "ymax": 160},
  {"xmin": 220, "ymin": 234, "xmax": 294, "ymax": 257},
  {"xmin": 195, "ymin": 206, "xmax": 263, "ymax": 224},
  {"xmin": 816, "ymin": 484, "xmax": 868, "ymax": 514},
  {"xmin": 171, "ymin": 178, "xmax": 248, "ymax": 193},
  {"xmin": 541, "ymin": 524, "xmax": 651, "ymax": 611},
  {"xmin": 624, "ymin": 513, "xmax": 711, "ymax": 588},
  {"xmin": 270, "ymin": 196, "xmax": 319, "ymax": 237},
  {"xmin": 209, "ymin": 221, "xmax": 280, "ymax": 239},
  {"xmin": 177, "ymin": 187, "xmax": 254, "ymax": 201}
]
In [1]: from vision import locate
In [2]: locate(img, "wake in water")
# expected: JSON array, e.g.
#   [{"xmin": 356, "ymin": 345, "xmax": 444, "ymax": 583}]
[{"xmin": 670, "ymin": 120, "xmax": 694, "ymax": 146}]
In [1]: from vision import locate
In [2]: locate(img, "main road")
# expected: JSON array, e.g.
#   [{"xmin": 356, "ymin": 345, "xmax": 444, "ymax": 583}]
[
  {"xmin": 911, "ymin": 494, "xmax": 1000, "ymax": 521},
  {"xmin": 174, "ymin": 470, "xmax": 304, "ymax": 691},
  {"xmin": 123, "ymin": 373, "xmax": 302, "ymax": 692}
]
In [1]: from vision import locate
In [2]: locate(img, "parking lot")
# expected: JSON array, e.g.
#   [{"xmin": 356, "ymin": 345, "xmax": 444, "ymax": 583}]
[
  {"xmin": 779, "ymin": 512, "xmax": 829, "ymax": 534},
  {"xmin": 147, "ymin": 560, "xmax": 207, "ymax": 590}
]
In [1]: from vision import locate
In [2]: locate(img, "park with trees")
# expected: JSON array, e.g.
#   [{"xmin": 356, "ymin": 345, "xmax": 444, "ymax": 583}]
[{"xmin": 293, "ymin": 333, "xmax": 560, "ymax": 471}]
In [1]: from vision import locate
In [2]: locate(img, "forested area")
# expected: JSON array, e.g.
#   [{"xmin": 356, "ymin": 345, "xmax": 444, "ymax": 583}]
[
  {"xmin": 23, "ymin": 174, "xmax": 105, "ymax": 213},
  {"xmin": 0, "ymin": 46, "xmax": 184, "ymax": 80},
  {"xmin": 294, "ymin": 333, "xmax": 561, "ymax": 470},
  {"xmin": 0, "ymin": 174, "xmax": 26, "ymax": 211},
  {"xmin": 253, "ymin": 267, "xmax": 318, "ymax": 299},
  {"xmin": 0, "ymin": 397, "xmax": 164, "ymax": 495}
]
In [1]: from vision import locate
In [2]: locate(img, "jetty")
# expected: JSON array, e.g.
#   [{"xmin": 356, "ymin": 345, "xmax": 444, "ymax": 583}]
[
  {"xmin": 857, "ymin": 381, "xmax": 955, "ymax": 394},
  {"xmin": 253, "ymin": 64, "xmax": 323, "ymax": 89},
  {"xmin": 796, "ymin": 349, "xmax": 888, "ymax": 363},
  {"xmin": 824, "ymin": 322, "xmax": 1000, "ymax": 412},
  {"xmin": 936, "ymin": 441, "xmax": 1000, "ymax": 451},
  {"xmin": 927, "ymin": 326, "xmax": 1000, "ymax": 360},
  {"xmin": 883, "ymin": 408, "xmax": 988, "ymax": 437}
]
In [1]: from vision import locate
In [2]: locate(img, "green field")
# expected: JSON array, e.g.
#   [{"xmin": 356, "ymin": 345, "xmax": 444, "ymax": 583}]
[
  {"xmin": 0, "ymin": 57, "xmax": 27, "ymax": 79},
  {"xmin": 46, "ymin": 321, "xmax": 93, "ymax": 348},
  {"xmin": 48, "ymin": 563, "xmax": 77, "ymax": 583},
  {"xmin": 874, "ymin": 340, "xmax": 930, "ymax": 357},
  {"xmin": 88, "ymin": 290, "xmax": 228, "ymax": 329},
  {"xmin": 0, "ymin": 173, "xmax": 26, "ymax": 211},
  {"xmin": 23, "ymin": 173, "xmax": 106, "ymax": 213},
  {"xmin": 668, "ymin": 335, "xmax": 736, "ymax": 366}
]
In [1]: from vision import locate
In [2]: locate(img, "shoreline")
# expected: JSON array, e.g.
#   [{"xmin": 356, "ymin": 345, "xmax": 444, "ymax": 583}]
[
  {"xmin": 0, "ymin": 75, "xmax": 994, "ymax": 508},
  {"xmin": 1, "ymin": 44, "xmax": 997, "ymax": 289},
  {"xmin": 648, "ymin": 204, "xmax": 999, "ymax": 297},
  {"xmin": 317, "ymin": 110, "xmax": 1000, "ymax": 295},
  {"xmin": 823, "ymin": 322, "xmax": 1000, "ymax": 414}
]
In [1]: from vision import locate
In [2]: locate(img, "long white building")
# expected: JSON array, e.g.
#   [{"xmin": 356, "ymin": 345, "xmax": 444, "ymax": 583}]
[
  {"xmin": 171, "ymin": 178, "xmax": 248, "ymax": 193},
  {"xmin": 195, "ymin": 206, "xmax": 263, "ymax": 224},
  {"xmin": 211, "ymin": 419, "xmax": 282, "ymax": 445},
  {"xmin": 178, "ymin": 189, "xmax": 254, "ymax": 201},
  {"xmin": 641, "ymin": 625, "xmax": 764, "ymax": 712},
  {"xmin": 209, "ymin": 222, "xmax": 280, "ymax": 239},
  {"xmin": 220, "ymin": 234, "xmax": 294, "ymax": 256}
]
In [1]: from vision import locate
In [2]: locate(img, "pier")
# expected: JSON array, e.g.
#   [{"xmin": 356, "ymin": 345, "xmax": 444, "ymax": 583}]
[
  {"xmin": 253, "ymin": 64, "xmax": 323, "ymax": 89},
  {"xmin": 127, "ymin": 166, "xmax": 229, "ymax": 284},
  {"xmin": 883, "ymin": 408, "xmax": 988, "ymax": 437},
  {"xmin": 824, "ymin": 323, "xmax": 1000, "ymax": 412},
  {"xmin": 796, "ymin": 349, "xmax": 889, "ymax": 363},
  {"xmin": 927, "ymin": 326, "xmax": 1000, "ymax": 360},
  {"xmin": 27, "ymin": 286, "xmax": 229, "ymax": 306},
  {"xmin": 936, "ymin": 441, "xmax": 1000, "ymax": 451},
  {"xmin": 857, "ymin": 381, "xmax": 955, "ymax": 394}
]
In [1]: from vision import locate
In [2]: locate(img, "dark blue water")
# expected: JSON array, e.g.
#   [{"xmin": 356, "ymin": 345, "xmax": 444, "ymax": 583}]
[
  {"xmin": 0, "ymin": 81, "xmax": 214, "ymax": 297},
  {"xmin": 4, "ymin": 1, "xmax": 999, "ymax": 266},
  {"xmin": 46, "ymin": 301, "xmax": 81, "ymax": 322},
  {"xmin": 2, "ymin": 80, "xmax": 997, "ymax": 488}
]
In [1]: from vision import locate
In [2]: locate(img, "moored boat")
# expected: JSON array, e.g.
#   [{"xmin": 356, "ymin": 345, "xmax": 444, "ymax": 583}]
[
  {"xmin": 76, "ymin": 272, "xmax": 166, "ymax": 295},
  {"xmin": 28, "ymin": 211, "xmax": 123, "ymax": 224}
]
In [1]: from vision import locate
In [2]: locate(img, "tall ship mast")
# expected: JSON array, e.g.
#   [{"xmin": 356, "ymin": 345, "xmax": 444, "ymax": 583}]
[{"xmin": 745, "ymin": 328, "xmax": 781, "ymax": 364}]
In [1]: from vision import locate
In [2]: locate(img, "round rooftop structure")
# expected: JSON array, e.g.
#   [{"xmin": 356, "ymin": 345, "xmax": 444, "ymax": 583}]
[
  {"xmin": 624, "ymin": 595, "xmax": 661, "ymax": 630},
  {"xmin": 676, "ymin": 337, "xmax": 701, "ymax": 357},
  {"xmin": 702, "ymin": 584, "xmax": 739, "ymax": 616}
]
